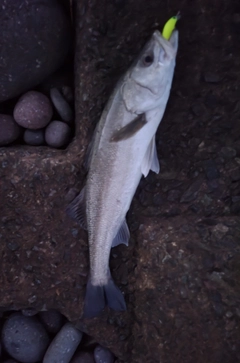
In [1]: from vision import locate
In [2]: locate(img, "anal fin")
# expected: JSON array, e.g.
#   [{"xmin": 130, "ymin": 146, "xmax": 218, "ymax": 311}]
[
  {"xmin": 112, "ymin": 219, "xmax": 130, "ymax": 247},
  {"xmin": 141, "ymin": 136, "xmax": 160, "ymax": 177}
]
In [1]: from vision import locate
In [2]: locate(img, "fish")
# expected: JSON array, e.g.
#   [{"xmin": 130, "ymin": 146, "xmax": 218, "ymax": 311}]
[{"xmin": 67, "ymin": 29, "xmax": 179, "ymax": 318}]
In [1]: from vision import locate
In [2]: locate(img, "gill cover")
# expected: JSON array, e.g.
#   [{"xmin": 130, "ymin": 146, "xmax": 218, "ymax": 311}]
[{"xmin": 122, "ymin": 30, "xmax": 178, "ymax": 114}]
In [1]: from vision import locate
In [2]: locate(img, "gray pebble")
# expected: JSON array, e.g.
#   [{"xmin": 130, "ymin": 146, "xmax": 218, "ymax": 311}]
[
  {"xmin": 24, "ymin": 129, "xmax": 45, "ymax": 146},
  {"xmin": 39, "ymin": 310, "xmax": 63, "ymax": 334},
  {"xmin": 43, "ymin": 322, "xmax": 83, "ymax": 363},
  {"xmin": 14, "ymin": 91, "xmax": 53, "ymax": 129},
  {"xmin": 61, "ymin": 86, "xmax": 74, "ymax": 103},
  {"xmin": 220, "ymin": 146, "xmax": 237, "ymax": 159},
  {"xmin": 203, "ymin": 160, "xmax": 220, "ymax": 180},
  {"xmin": 2, "ymin": 313, "xmax": 50, "ymax": 363},
  {"xmin": 204, "ymin": 72, "xmax": 221, "ymax": 83},
  {"xmin": 50, "ymin": 88, "xmax": 73, "ymax": 122},
  {"xmin": 0, "ymin": 114, "xmax": 21, "ymax": 146},
  {"xmin": 94, "ymin": 345, "xmax": 115, "ymax": 363},
  {"xmin": 21, "ymin": 308, "xmax": 38, "ymax": 317},
  {"xmin": 45, "ymin": 120, "xmax": 71, "ymax": 148},
  {"xmin": 70, "ymin": 351, "xmax": 95, "ymax": 363}
]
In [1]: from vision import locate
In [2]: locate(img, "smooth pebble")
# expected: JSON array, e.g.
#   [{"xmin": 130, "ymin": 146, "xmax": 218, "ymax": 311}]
[
  {"xmin": 94, "ymin": 345, "xmax": 115, "ymax": 363},
  {"xmin": 45, "ymin": 120, "xmax": 71, "ymax": 148},
  {"xmin": 21, "ymin": 308, "xmax": 38, "ymax": 317},
  {"xmin": 2, "ymin": 313, "xmax": 50, "ymax": 363},
  {"xmin": 43, "ymin": 322, "xmax": 83, "ymax": 363},
  {"xmin": 39, "ymin": 310, "xmax": 63, "ymax": 334},
  {"xmin": 0, "ymin": 0, "xmax": 71, "ymax": 102},
  {"xmin": 14, "ymin": 91, "xmax": 53, "ymax": 129},
  {"xmin": 70, "ymin": 351, "xmax": 95, "ymax": 363},
  {"xmin": 23, "ymin": 129, "xmax": 45, "ymax": 146},
  {"xmin": 0, "ymin": 114, "xmax": 21, "ymax": 146},
  {"xmin": 50, "ymin": 88, "xmax": 73, "ymax": 122}
]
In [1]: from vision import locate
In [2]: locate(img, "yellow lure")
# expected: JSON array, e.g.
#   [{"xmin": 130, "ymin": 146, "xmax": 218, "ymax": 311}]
[{"xmin": 162, "ymin": 12, "xmax": 180, "ymax": 40}]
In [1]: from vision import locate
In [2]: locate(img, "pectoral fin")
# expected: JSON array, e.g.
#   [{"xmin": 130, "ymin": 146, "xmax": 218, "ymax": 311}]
[
  {"xmin": 112, "ymin": 219, "xmax": 130, "ymax": 247},
  {"xmin": 110, "ymin": 114, "xmax": 147, "ymax": 142},
  {"xmin": 141, "ymin": 136, "xmax": 160, "ymax": 177},
  {"xmin": 66, "ymin": 187, "xmax": 87, "ymax": 230}
]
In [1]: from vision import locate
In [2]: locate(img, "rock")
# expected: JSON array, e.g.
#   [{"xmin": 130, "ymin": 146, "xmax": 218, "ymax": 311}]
[
  {"xmin": 94, "ymin": 345, "xmax": 115, "ymax": 363},
  {"xmin": 2, "ymin": 312, "xmax": 50, "ymax": 363},
  {"xmin": 0, "ymin": 0, "xmax": 71, "ymax": 102},
  {"xmin": 24, "ymin": 129, "xmax": 45, "ymax": 146},
  {"xmin": 70, "ymin": 351, "xmax": 95, "ymax": 363},
  {"xmin": 39, "ymin": 310, "xmax": 64, "ymax": 334},
  {"xmin": 61, "ymin": 86, "xmax": 74, "ymax": 103},
  {"xmin": 14, "ymin": 91, "xmax": 53, "ymax": 129},
  {"xmin": 203, "ymin": 160, "xmax": 220, "ymax": 180},
  {"xmin": 191, "ymin": 102, "xmax": 206, "ymax": 117},
  {"xmin": 43, "ymin": 322, "xmax": 83, "ymax": 363},
  {"xmin": 0, "ymin": 114, "xmax": 21, "ymax": 146},
  {"xmin": 180, "ymin": 178, "xmax": 203, "ymax": 203},
  {"xmin": 167, "ymin": 189, "xmax": 181, "ymax": 202},
  {"xmin": 204, "ymin": 72, "xmax": 221, "ymax": 83},
  {"xmin": 50, "ymin": 88, "xmax": 73, "ymax": 123},
  {"xmin": 21, "ymin": 308, "xmax": 38, "ymax": 317},
  {"xmin": 220, "ymin": 147, "xmax": 237, "ymax": 160},
  {"xmin": 45, "ymin": 120, "xmax": 71, "ymax": 148}
]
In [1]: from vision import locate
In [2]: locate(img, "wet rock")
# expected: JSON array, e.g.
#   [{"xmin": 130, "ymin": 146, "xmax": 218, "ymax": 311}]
[
  {"xmin": 203, "ymin": 160, "xmax": 220, "ymax": 180},
  {"xmin": 14, "ymin": 91, "xmax": 53, "ymax": 129},
  {"xmin": 191, "ymin": 102, "xmax": 206, "ymax": 116},
  {"xmin": 61, "ymin": 86, "xmax": 74, "ymax": 103},
  {"xmin": 0, "ymin": 0, "xmax": 71, "ymax": 102},
  {"xmin": 204, "ymin": 72, "xmax": 221, "ymax": 83},
  {"xmin": 71, "ymin": 351, "xmax": 95, "ymax": 363},
  {"xmin": 94, "ymin": 345, "xmax": 115, "ymax": 363},
  {"xmin": 0, "ymin": 114, "xmax": 21, "ymax": 146},
  {"xmin": 220, "ymin": 147, "xmax": 237, "ymax": 160},
  {"xmin": 50, "ymin": 88, "xmax": 73, "ymax": 123},
  {"xmin": 2, "ymin": 313, "xmax": 50, "ymax": 363},
  {"xmin": 167, "ymin": 189, "xmax": 181, "ymax": 202},
  {"xmin": 22, "ymin": 308, "xmax": 38, "ymax": 317},
  {"xmin": 180, "ymin": 178, "xmax": 203, "ymax": 203},
  {"xmin": 23, "ymin": 129, "xmax": 45, "ymax": 146},
  {"xmin": 39, "ymin": 310, "xmax": 64, "ymax": 334},
  {"xmin": 230, "ymin": 168, "xmax": 240, "ymax": 181},
  {"xmin": 45, "ymin": 120, "xmax": 71, "ymax": 148},
  {"xmin": 231, "ymin": 198, "xmax": 240, "ymax": 214},
  {"xmin": 43, "ymin": 322, "xmax": 83, "ymax": 363}
]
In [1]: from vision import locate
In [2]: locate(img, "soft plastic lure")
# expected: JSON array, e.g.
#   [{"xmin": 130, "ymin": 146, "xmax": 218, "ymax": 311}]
[{"xmin": 162, "ymin": 12, "xmax": 180, "ymax": 40}]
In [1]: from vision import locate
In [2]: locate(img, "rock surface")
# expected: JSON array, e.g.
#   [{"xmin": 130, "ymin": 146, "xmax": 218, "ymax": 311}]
[
  {"xmin": 0, "ymin": 0, "xmax": 71, "ymax": 102},
  {"xmin": 0, "ymin": 1, "xmax": 240, "ymax": 363}
]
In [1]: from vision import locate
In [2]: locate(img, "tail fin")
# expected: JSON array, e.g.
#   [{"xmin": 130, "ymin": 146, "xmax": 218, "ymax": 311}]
[{"xmin": 83, "ymin": 278, "xmax": 126, "ymax": 318}]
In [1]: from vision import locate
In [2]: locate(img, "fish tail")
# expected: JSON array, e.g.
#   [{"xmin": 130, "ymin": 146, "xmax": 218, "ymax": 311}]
[{"xmin": 83, "ymin": 277, "xmax": 126, "ymax": 318}]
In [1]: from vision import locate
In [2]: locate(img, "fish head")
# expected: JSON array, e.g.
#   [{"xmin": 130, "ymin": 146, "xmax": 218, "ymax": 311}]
[{"xmin": 122, "ymin": 30, "xmax": 178, "ymax": 114}]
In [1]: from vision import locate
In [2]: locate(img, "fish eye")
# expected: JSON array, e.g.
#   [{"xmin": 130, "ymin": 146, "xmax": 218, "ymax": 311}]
[{"xmin": 142, "ymin": 53, "xmax": 154, "ymax": 67}]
